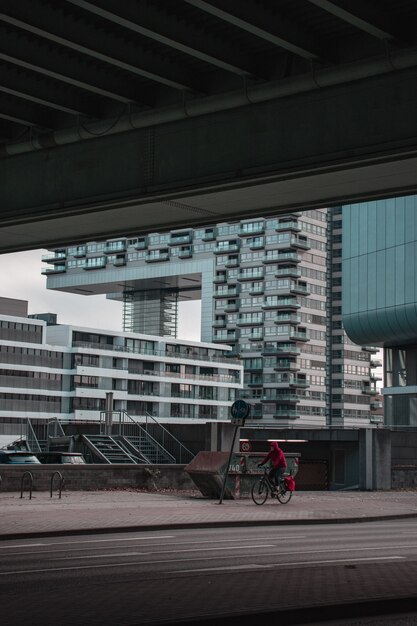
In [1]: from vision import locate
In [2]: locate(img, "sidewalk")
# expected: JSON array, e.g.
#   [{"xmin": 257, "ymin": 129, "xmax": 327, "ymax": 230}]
[{"xmin": 2, "ymin": 488, "xmax": 417, "ymax": 539}]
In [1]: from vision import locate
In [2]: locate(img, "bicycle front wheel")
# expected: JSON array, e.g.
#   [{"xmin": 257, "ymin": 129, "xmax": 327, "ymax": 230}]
[
  {"xmin": 251, "ymin": 479, "xmax": 268, "ymax": 505},
  {"xmin": 276, "ymin": 487, "xmax": 292, "ymax": 504}
]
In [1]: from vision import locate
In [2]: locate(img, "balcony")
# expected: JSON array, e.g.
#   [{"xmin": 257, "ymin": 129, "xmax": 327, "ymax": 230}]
[
  {"xmin": 290, "ymin": 283, "xmax": 310, "ymax": 296},
  {"xmin": 261, "ymin": 393, "xmax": 300, "ymax": 403},
  {"xmin": 239, "ymin": 224, "xmax": 265, "ymax": 236},
  {"xmin": 113, "ymin": 255, "xmax": 126, "ymax": 266},
  {"xmin": 264, "ymin": 375, "xmax": 308, "ymax": 388},
  {"xmin": 370, "ymin": 359, "xmax": 382, "ymax": 368},
  {"xmin": 202, "ymin": 229, "xmax": 217, "ymax": 241},
  {"xmin": 275, "ymin": 221, "xmax": 301, "ymax": 232},
  {"xmin": 370, "ymin": 373, "xmax": 382, "ymax": 382},
  {"xmin": 225, "ymin": 257, "xmax": 239, "ymax": 268},
  {"xmin": 262, "ymin": 345, "xmax": 300, "ymax": 356},
  {"xmin": 249, "ymin": 240, "xmax": 265, "ymax": 250},
  {"xmin": 370, "ymin": 415, "xmax": 384, "ymax": 424},
  {"xmin": 289, "ymin": 377, "xmax": 309, "ymax": 388},
  {"xmin": 169, "ymin": 233, "xmax": 192, "ymax": 246},
  {"xmin": 213, "ymin": 331, "xmax": 238, "ymax": 343},
  {"xmin": 41, "ymin": 250, "xmax": 66, "ymax": 263},
  {"xmin": 178, "ymin": 247, "xmax": 192, "ymax": 259},
  {"xmin": 212, "ymin": 319, "xmax": 226, "ymax": 328},
  {"xmin": 83, "ymin": 257, "xmax": 106, "ymax": 270},
  {"xmin": 248, "ymin": 331, "xmax": 264, "ymax": 341},
  {"xmin": 274, "ymin": 360, "xmax": 300, "ymax": 372},
  {"xmin": 262, "ymin": 298, "xmax": 300, "ymax": 310},
  {"xmin": 214, "ymin": 243, "xmax": 240, "ymax": 254},
  {"xmin": 238, "ymin": 270, "xmax": 264, "ymax": 281},
  {"xmin": 263, "ymin": 251, "xmax": 301, "ymax": 264},
  {"xmin": 224, "ymin": 301, "xmax": 240, "ymax": 312},
  {"xmin": 69, "ymin": 246, "xmax": 86, "ymax": 257},
  {"xmin": 371, "ymin": 401, "xmax": 383, "ymax": 410},
  {"xmin": 146, "ymin": 251, "xmax": 170, "ymax": 263},
  {"xmin": 275, "ymin": 267, "xmax": 301, "ymax": 279},
  {"xmin": 237, "ymin": 315, "xmax": 263, "ymax": 326},
  {"xmin": 249, "ymin": 285, "xmax": 265, "ymax": 296},
  {"xmin": 290, "ymin": 330, "xmax": 309, "ymax": 341},
  {"xmin": 104, "ymin": 241, "xmax": 126, "ymax": 254},
  {"xmin": 213, "ymin": 274, "xmax": 227, "ymax": 284},
  {"xmin": 274, "ymin": 409, "xmax": 300, "ymax": 419},
  {"xmin": 42, "ymin": 264, "xmax": 66, "ymax": 274},
  {"xmin": 291, "ymin": 236, "xmax": 310, "ymax": 250},
  {"xmin": 274, "ymin": 313, "xmax": 301, "ymax": 324},
  {"xmin": 214, "ymin": 286, "xmax": 239, "ymax": 298},
  {"xmin": 134, "ymin": 238, "xmax": 148, "ymax": 250},
  {"xmin": 362, "ymin": 384, "xmax": 377, "ymax": 394},
  {"xmin": 248, "ymin": 378, "xmax": 263, "ymax": 387}
]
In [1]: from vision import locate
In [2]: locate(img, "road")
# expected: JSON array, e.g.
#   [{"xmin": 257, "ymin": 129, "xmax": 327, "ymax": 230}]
[{"xmin": 3, "ymin": 520, "xmax": 417, "ymax": 625}]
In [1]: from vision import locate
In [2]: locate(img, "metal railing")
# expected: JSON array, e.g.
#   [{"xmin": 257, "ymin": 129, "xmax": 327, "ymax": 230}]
[
  {"xmin": 25, "ymin": 417, "xmax": 67, "ymax": 452},
  {"xmin": 100, "ymin": 410, "xmax": 194, "ymax": 464}
]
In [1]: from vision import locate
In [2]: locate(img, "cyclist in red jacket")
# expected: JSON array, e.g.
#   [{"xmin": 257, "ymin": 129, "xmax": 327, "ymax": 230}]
[{"xmin": 258, "ymin": 441, "xmax": 287, "ymax": 490}]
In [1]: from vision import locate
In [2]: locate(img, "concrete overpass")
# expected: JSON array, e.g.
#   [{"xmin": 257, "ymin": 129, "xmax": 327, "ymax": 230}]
[{"xmin": 1, "ymin": 0, "xmax": 417, "ymax": 252}]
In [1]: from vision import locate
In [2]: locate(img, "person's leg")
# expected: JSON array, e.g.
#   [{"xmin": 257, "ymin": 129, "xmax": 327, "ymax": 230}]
[
  {"xmin": 272, "ymin": 468, "xmax": 280, "ymax": 488},
  {"xmin": 276, "ymin": 467, "xmax": 286, "ymax": 488}
]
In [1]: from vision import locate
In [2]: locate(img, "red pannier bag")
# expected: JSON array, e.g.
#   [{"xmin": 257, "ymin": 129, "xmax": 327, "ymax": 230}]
[{"xmin": 284, "ymin": 475, "xmax": 296, "ymax": 491}]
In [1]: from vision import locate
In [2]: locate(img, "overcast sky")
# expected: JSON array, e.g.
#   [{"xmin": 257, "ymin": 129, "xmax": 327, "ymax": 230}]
[{"xmin": 0, "ymin": 249, "xmax": 201, "ymax": 340}]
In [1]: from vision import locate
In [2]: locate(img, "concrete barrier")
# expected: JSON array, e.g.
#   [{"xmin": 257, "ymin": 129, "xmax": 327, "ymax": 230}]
[{"xmin": 0, "ymin": 464, "xmax": 195, "ymax": 492}]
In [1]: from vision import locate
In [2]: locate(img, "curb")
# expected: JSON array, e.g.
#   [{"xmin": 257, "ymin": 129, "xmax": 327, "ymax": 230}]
[{"xmin": 2, "ymin": 511, "xmax": 417, "ymax": 541}]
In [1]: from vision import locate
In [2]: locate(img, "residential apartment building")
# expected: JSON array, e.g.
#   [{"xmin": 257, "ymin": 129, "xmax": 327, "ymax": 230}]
[
  {"xmin": 0, "ymin": 297, "xmax": 243, "ymax": 445},
  {"xmin": 43, "ymin": 209, "xmax": 381, "ymax": 429}
]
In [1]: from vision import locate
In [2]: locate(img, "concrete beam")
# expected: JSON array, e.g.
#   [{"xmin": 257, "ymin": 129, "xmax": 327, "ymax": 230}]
[{"xmin": 2, "ymin": 66, "xmax": 417, "ymax": 252}]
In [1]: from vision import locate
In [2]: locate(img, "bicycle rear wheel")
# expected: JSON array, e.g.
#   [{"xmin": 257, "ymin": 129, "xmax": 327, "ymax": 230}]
[
  {"xmin": 276, "ymin": 486, "xmax": 292, "ymax": 504},
  {"xmin": 251, "ymin": 479, "xmax": 268, "ymax": 505}
]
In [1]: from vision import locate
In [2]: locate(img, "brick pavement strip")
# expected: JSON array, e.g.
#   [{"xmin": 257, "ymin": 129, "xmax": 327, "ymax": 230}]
[{"xmin": 1, "ymin": 490, "xmax": 417, "ymax": 537}]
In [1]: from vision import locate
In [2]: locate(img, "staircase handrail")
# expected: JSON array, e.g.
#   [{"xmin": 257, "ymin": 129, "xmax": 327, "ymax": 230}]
[
  {"xmin": 119, "ymin": 411, "xmax": 176, "ymax": 464},
  {"xmin": 80, "ymin": 434, "xmax": 112, "ymax": 464},
  {"xmin": 143, "ymin": 411, "xmax": 194, "ymax": 462},
  {"xmin": 47, "ymin": 417, "xmax": 66, "ymax": 439},
  {"xmin": 26, "ymin": 418, "xmax": 42, "ymax": 452}
]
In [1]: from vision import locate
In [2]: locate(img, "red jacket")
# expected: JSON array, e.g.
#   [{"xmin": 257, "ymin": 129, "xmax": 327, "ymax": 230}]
[{"xmin": 260, "ymin": 442, "xmax": 287, "ymax": 469}]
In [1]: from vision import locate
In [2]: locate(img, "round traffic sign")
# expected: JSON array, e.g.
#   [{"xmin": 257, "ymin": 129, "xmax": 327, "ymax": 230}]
[
  {"xmin": 240, "ymin": 440, "xmax": 252, "ymax": 452},
  {"xmin": 231, "ymin": 399, "xmax": 250, "ymax": 420}
]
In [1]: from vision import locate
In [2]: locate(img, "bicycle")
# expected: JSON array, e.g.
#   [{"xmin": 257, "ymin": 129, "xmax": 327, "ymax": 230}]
[{"xmin": 251, "ymin": 467, "xmax": 292, "ymax": 505}]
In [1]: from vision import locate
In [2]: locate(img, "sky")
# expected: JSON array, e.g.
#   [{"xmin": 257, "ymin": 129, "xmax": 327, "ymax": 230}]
[{"xmin": 0, "ymin": 249, "xmax": 201, "ymax": 340}]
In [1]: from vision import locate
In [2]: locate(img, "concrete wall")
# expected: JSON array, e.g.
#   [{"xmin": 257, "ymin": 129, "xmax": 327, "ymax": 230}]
[
  {"xmin": 391, "ymin": 431, "xmax": 417, "ymax": 465},
  {"xmin": 391, "ymin": 431, "xmax": 417, "ymax": 488},
  {"xmin": 0, "ymin": 464, "xmax": 195, "ymax": 493}
]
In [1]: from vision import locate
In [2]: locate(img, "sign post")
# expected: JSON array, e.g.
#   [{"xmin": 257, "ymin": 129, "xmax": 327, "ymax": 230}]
[{"xmin": 218, "ymin": 400, "xmax": 250, "ymax": 504}]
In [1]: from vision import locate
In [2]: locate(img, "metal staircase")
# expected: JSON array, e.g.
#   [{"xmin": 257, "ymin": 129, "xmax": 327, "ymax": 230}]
[
  {"xmin": 81, "ymin": 434, "xmax": 147, "ymax": 464},
  {"xmin": 5, "ymin": 413, "xmax": 195, "ymax": 465},
  {"xmin": 99, "ymin": 410, "xmax": 194, "ymax": 465}
]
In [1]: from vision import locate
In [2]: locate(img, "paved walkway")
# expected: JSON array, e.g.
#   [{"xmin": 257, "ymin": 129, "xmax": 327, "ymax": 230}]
[{"xmin": 2, "ymin": 488, "xmax": 417, "ymax": 539}]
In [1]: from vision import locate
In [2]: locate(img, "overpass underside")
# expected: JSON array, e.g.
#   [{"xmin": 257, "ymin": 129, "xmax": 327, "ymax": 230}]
[{"xmin": 1, "ymin": 1, "xmax": 417, "ymax": 252}]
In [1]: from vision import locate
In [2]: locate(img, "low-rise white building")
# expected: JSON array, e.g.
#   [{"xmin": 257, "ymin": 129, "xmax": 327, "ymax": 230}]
[{"xmin": 0, "ymin": 298, "xmax": 243, "ymax": 445}]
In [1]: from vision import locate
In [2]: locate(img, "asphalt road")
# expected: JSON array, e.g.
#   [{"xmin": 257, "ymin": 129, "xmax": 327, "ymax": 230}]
[{"xmin": 3, "ymin": 520, "xmax": 417, "ymax": 625}]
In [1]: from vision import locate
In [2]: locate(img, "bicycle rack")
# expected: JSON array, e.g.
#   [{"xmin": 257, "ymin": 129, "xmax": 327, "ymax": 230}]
[
  {"xmin": 50, "ymin": 471, "xmax": 64, "ymax": 499},
  {"xmin": 20, "ymin": 471, "xmax": 33, "ymax": 499}
]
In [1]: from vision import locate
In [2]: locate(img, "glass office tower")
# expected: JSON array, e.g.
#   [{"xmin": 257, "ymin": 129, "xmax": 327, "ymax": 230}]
[
  {"xmin": 43, "ymin": 208, "xmax": 379, "ymax": 428},
  {"xmin": 343, "ymin": 195, "xmax": 417, "ymax": 428}
]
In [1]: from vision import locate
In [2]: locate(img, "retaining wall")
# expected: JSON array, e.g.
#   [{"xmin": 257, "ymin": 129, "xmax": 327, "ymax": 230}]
[
  {"xmin": 0, "ymin": 464, "xmax": 195, "ymax": 493},
  {"xmin": 392, "ymin": 465, "xmax": 417, "ymax": 489}
]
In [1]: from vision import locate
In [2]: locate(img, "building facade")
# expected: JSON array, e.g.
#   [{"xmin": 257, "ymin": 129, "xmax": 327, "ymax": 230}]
[
  {"xmin": 43, "ymin": 209, "xmax": 381, "ymax": 429},
  {"xmin": 0, "ymin": 298, "xmax": 243, "ymax": 445},
  {"xmin": 342, "ymin": 195, "xmax": 417, "ymax": 428}
]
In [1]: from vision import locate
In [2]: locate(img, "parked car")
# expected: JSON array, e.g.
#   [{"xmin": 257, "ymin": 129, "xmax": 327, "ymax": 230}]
[
  {"xmin": 0, "ymin": 451, "xmax": 41, "ymax": 464},
  {"xmin": 35, "ymin": 452, "xmax": 86, "ymax": 464}
]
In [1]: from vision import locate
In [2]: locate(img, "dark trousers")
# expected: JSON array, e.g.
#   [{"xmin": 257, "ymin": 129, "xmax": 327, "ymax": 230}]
[{"xmin": 268, "ymin": 467, "xmax": 286, "ymax": 487}]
